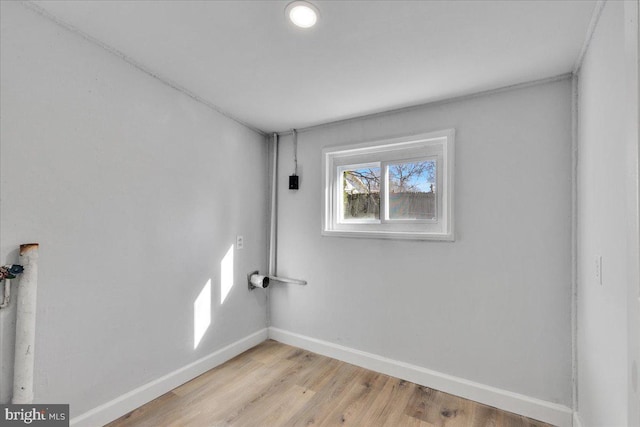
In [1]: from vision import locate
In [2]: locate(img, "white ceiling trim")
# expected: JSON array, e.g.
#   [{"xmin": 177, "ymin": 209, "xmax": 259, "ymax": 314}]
[
  {"xmin": 277, "ymin": 72, "xmax": 572, "ymax": 136},
  {"xmin": 21, "ymin": 0, "xmax": 592, "ymax": 137},
  {"xmin": 21, "ymin": 0, "xmax": 267, "ymax": 137},
  {"xmin": 573, "ymin": 0, "xmax": 607, "ymax": 74}
]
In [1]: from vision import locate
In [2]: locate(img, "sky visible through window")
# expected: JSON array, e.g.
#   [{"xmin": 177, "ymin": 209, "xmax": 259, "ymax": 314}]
[
  {"xmin": 345, "ymin": 160, "xmax": 435, "ymax": 193},
  {"xmin": 388, "ymin": 160, "xmax": 435, "ymax": 193}
]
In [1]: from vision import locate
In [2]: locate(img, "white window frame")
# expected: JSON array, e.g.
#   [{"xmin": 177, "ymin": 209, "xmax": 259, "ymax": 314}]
[{"xmin": 322, "ymin": 129, "xmax": 455, "ymax": 241}]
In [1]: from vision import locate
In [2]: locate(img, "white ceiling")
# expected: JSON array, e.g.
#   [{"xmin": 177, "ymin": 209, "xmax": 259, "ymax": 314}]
[{"xmin": 33, "ymin": 0, "xmax": 597, "ymax": 133}]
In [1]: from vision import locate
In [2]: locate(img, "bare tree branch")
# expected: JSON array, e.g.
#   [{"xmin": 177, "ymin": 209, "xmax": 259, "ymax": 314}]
[{"xmin": 389, "ymin": 161, "xmax": 435, "ymax": 192}]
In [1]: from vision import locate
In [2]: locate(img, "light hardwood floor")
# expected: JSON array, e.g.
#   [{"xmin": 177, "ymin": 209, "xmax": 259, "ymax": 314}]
[{"xmin": 107, "ymin": 340, "xmax": 552, "ymax": 427}]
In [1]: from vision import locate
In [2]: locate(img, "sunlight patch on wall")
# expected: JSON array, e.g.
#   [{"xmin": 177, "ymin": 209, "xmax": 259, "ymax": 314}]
[
  {"xmin": 193, "ymin": 279, "xmax": 212, "ymax": 349},
  {"xmin": 221, "ymin": 244, "xmax": 234, "ymax": 304}
]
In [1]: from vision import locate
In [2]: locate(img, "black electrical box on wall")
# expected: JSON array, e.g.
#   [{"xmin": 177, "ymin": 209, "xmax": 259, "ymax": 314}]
[{"xmin": 289, "ymin": 175, "xmax": 299, "ymax": 190}]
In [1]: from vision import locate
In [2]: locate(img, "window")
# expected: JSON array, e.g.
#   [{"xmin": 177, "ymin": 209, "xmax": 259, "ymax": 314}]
[{"xmin": 322, "ymin": 129, "xmax": 454, "ymax": 240}]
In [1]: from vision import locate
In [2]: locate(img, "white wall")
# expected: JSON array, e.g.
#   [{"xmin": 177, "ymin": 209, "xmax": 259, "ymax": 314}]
[
  {"xmin": 625, "ymin": 3, "xmax": 640, "ymax": 425},
  {"xmin": 271, "ymin": 78, "xmax": 573, "ymax": 406},
  {"xmin": 576, "ymin": 1, "xmax": 640, "ymax": 426},
  {"xmin": 0, "ymin": 1, "xmax": 268, "ymax": 417}
]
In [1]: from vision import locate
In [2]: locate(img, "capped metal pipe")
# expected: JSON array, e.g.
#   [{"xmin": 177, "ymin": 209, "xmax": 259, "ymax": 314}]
[{"xmin": 12, "ymin": 243, "xmax": 39, "ymax": 404}]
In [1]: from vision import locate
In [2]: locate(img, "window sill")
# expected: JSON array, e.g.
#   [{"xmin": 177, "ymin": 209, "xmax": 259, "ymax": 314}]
[{"xmin": 321, "ymin": 229, "xmax": 455, "ymax": 241}]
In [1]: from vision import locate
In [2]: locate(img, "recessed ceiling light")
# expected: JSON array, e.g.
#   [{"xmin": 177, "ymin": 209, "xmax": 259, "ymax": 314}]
[{"xmin": 286, "ymin": 1, "xmax": 319, "ymax": 29}]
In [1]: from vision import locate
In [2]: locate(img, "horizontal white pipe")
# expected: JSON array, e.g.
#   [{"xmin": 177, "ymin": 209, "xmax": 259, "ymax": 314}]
[{"xmin": 268, "ymin": 276, "xmax": 307, "ymax": 286}]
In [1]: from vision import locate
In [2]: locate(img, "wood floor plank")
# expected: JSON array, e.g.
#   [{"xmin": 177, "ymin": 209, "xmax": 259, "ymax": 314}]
[
  {"xmin": 399, "ymin": 414, "xmax": 438, "ymax": 427},
  {"xmin": 466, "ymin": 404, "xmax": 499, "ymax": 427},
  {"xmin": 380, "ymin": 380, "xmax": 420, "ymax": 427},
  {"xmin": 106, "ymin": 340, "xmax": 554, "ymax": 427},
  {"xmin": 297, "ymin": 356, "xmax": 343, "ymax": 393},
  {"xmin": 285, "ymin": 362, "xmax": 363, "ymax": 426},
  {"xmin": 354, "ymin": 376, "xmax": 406, "ymax": 425},
  {"xmin": 236, "ymin": 384, "xmax": 316, "ymax": 427},
  {"xmin": 172, "ymin": 355, "xmax": 259, "ymax": 398},
  {"xmin": 317, "ymin": 370, "xmax": 386, "ymax": 426},
  {"xmin": 108, "ymin": 391, "xmax": 179, "ymax": 427},
  {"xmin": 223, "ymin": 356, "xmax": 323, "ymax": 426},
  {"xmin": 326, "ymin": 372, "xmax": 389, "ymax": 426},
  {"xmin": 405, "ymin": 385, "xmax": 475, "ymax": 426},
  {"xmin": 181, "ymin": 358, "xmax": 298, "ymax": 426}
]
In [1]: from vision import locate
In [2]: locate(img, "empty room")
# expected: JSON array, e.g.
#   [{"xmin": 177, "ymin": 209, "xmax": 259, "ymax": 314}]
[{"xmin": 0, "ymin": 0, "xmax": 638, "ymax": 426}]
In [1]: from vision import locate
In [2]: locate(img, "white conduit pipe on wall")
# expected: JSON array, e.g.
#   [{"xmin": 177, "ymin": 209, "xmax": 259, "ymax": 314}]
[
  {"xmin": 267, "ymin": 133, "xmax": 307, "ymax": 286},
  {"xmin": 12, "ymin": 243, "xmax": 39, "ymax": 404},
  {"xmin": 269, "ymin": 133, "xmax": 278, "ymax": 277}
]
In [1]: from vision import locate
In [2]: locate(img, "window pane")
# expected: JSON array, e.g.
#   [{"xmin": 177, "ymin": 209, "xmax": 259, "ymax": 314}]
[
  {"xmin": 342, "ymin": 167, "xmax": 380, "ymax": 220},
  {"xmin": 388, "ymin": 160, "xmax": 436, "ymax": 220}
]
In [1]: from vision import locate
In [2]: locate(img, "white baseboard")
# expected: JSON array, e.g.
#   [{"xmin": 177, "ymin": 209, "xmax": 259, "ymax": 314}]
[
  {"xmin": 268, "ymin": 327, "xmax": 573, "ymax": 427},
  {"xmin": 70, "ymin": 328, "xmax": 268, "ymax": 427}
]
